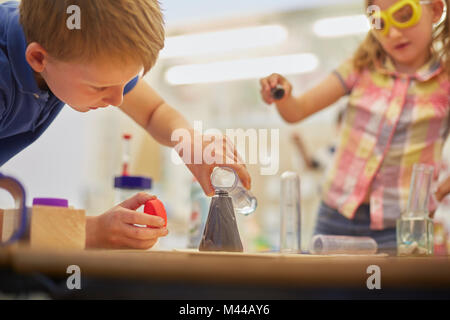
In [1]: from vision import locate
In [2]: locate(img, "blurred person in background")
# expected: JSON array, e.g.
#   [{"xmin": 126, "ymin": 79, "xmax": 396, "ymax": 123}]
[{"xmin": 260, "ymin": 0, "xmax": 450, "ymax": 253}]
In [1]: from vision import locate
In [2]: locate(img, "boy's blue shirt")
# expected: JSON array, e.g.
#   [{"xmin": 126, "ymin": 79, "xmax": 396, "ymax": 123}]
[{"xmin": 0, "ymin": 1, "xmax": 138, "ymax": 166}]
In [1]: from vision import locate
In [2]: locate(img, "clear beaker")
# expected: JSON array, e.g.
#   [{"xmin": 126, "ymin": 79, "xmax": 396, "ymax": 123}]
[
  {"xmin": 280, "ymin": 171, "xmax": 301, "ymax": 253},
  {"xmin": 397, "ymin": 163, "xmax": 434, "ymax": 256},
  {"xmin": 210, "ymin": 167, "xmax": 257, "ymax": 215}
]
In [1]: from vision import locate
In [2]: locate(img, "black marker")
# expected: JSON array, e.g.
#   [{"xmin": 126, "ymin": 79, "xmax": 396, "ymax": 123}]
[{"xmin": 271, "ymin": 84, "xmax": 285, "ymax": 100}]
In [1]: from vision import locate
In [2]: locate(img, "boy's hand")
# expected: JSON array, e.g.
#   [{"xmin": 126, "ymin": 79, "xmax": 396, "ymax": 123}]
[
  {"xmin": 86, "ymin": 192, "xmax": 168, "ymax": 249},
  {"xmin": 178, "ymin": 130, "xmax": 251, "ymax": 197},
  {"xmin": 260, "ymin": 73, "xmax": 292, "ymax": 105},
  {"xmin": 119, "ymin": 80, "xmax": 252, "ymax": 197}
]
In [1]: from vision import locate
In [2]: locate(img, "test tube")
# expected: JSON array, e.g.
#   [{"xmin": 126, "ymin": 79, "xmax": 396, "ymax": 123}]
[
  {"xmin": 405, "ymin": 163, "xmax": 434, "ymax": 218},
  {"xmin": 309, "ymin": 235, "xmax": 378, "ymax": 255},
  {"xmin": 397, "ymin": 163, "xmax": 435, "ymax": 256},
  {"xmin": 280, "ymin": 171, "xmax": 301, "ymax": 253},
  {"xmin": 210, "ymin": 167, "xmax": 257, "ymax": 215},
  {"xmin": 122, "ymin": 133, "xmax": 132, "ymax": 176}
]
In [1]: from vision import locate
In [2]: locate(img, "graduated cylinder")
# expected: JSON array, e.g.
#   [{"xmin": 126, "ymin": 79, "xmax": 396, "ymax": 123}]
[{"xmin": 280, "ymin": 171, "xmax": 301, "ymax": 253}]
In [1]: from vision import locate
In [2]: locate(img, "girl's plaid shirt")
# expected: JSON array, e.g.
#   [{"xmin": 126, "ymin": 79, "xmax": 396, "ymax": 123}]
[{"xmin": 323, "ymin": 55, "xmax": 450, "ymax": 230}]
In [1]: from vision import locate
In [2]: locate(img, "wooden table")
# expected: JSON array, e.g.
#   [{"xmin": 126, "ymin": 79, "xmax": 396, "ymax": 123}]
[{"xmin": 1, "ymin": 247, "xmax": 449, "ymax": 299}]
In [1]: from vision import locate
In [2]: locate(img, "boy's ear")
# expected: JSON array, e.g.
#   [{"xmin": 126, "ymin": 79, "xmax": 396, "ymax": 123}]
[
  {"xmin": 431, "ymin": 0, "xmax": 445, "ymax": 24},
  {"xmin": 25, "ymin": 42, "xmax": 49, "ymax": 73}
]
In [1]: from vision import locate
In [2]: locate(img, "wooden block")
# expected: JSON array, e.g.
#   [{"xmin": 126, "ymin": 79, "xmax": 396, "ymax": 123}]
[
  {"xmin": 1, "ymin": 206, "xmax": 85, "ymax": 250},
  {"xmin": 30, "ymin": 206, "xmax": 85, "ymax": 250}
]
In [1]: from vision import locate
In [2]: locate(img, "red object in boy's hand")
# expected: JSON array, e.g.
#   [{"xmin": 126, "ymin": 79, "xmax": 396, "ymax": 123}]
[{"xmin": 144, "ymin": 199, "xmax": 167, "ymax": 228}]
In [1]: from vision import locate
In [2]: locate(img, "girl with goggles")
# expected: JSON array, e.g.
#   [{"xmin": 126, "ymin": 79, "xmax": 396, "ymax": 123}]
[
  {"xmin": 368, "ymin": 0, "xmax": 445, "ymax": 36},
  {"xmin": 259, "ymin": 0, "xmax": 450, "ymax": 253}
]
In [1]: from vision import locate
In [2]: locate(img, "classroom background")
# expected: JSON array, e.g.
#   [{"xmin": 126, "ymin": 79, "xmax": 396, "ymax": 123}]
[{"xmin": 1, "ymin": 0, "xmax": 450, "ymax": 252}]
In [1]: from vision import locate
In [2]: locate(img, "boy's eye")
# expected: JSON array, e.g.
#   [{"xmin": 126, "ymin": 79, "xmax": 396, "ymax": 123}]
[{"xmin": 91, "ymin": 86, "xmax": 106, "ymax": 92}]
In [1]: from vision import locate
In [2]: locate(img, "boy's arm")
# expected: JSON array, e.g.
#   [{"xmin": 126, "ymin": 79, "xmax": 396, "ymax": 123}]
[
  {"xmin": 119, "ymin": 79, "xmax": 251, "ymax": 196},
  {"xmin": 261, "ymin": 73, "xmax": 347, "ymax": 123},
  {"xmin": 119, "ymin": 79, "xmax": 190, "ymax": 148}
]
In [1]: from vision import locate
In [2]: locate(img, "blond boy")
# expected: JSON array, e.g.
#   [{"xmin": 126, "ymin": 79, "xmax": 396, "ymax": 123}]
[{"xmin": 0, "ymin": 0, "xmax": 251, "ymax": 249}]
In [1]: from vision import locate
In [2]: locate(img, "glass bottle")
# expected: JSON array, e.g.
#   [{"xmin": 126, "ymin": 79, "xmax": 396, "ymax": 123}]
[
  {"xmin": 397, "ymin": 163, "xmax": 434, "ymax": 256},
  {"xmin": 210, "ymin": 167, "xmax": 257, "ymax": 215}
]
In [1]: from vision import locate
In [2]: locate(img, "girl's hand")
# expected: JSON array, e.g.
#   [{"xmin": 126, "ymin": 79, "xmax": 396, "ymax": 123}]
[
  {"xmin": 435, "ymin": 177, "xmax": 450, "ymax": 202},
  {"xmin": 259, "ymin": 73, "xmax": 292, "ymax": 105},
  {"xmin": 86, "ymin": 192, "xmax": 168, "ymax": 249}
]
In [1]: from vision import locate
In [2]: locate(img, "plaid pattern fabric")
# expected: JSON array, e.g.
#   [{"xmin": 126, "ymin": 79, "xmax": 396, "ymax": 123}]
[{"xmin": 323, "ymin": 56, "xmax": 450, "ymax": 230}]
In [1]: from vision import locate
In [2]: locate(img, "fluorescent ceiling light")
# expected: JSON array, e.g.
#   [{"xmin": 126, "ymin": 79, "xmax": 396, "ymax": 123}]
[
  {"xmin": 160, "ymin": 25, "xmax": 288, "ymax": 59},
  {"xmin": 313, "ymin": 15, "xmax": 369, "ymax": 37},
  {"xmin": 165, "ymin": 53, "xmax": 319, "ymax": 85}
]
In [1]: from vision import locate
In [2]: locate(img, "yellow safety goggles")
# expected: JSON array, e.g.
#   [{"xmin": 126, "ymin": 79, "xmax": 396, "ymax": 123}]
[{"xmin": 369, "ymin": 0, "xmax": 432, "ymax": 36}]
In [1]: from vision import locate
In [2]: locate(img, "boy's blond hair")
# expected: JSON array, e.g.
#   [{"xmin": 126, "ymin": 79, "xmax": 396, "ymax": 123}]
[
  {"xmin": 19, "ymin": 0, "xmax": 165, "ymax": 75},
  {"xmin": 354, "ymin": 0, "xmax": 450, "ymax": 75}
]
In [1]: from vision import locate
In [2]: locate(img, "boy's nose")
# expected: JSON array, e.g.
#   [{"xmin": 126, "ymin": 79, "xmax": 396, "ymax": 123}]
[{"xmin": 103, "ymin": 86, "xmax": 124, "ymax": 107}]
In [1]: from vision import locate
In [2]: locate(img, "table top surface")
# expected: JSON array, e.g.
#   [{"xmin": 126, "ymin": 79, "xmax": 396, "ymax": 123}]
[{"xmin": 1, "ymin": 247, "xmax": 450, "ymax": 289}]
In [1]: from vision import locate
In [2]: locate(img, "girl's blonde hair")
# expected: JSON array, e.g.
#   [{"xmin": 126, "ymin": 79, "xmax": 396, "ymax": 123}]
[
  {"xmin": 353, "ymin": 0, "xmax": 450, "ymax": 75},
  {"xmin": 19, "ymin": 0, "xmax": 165, "ymax": 75}
]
